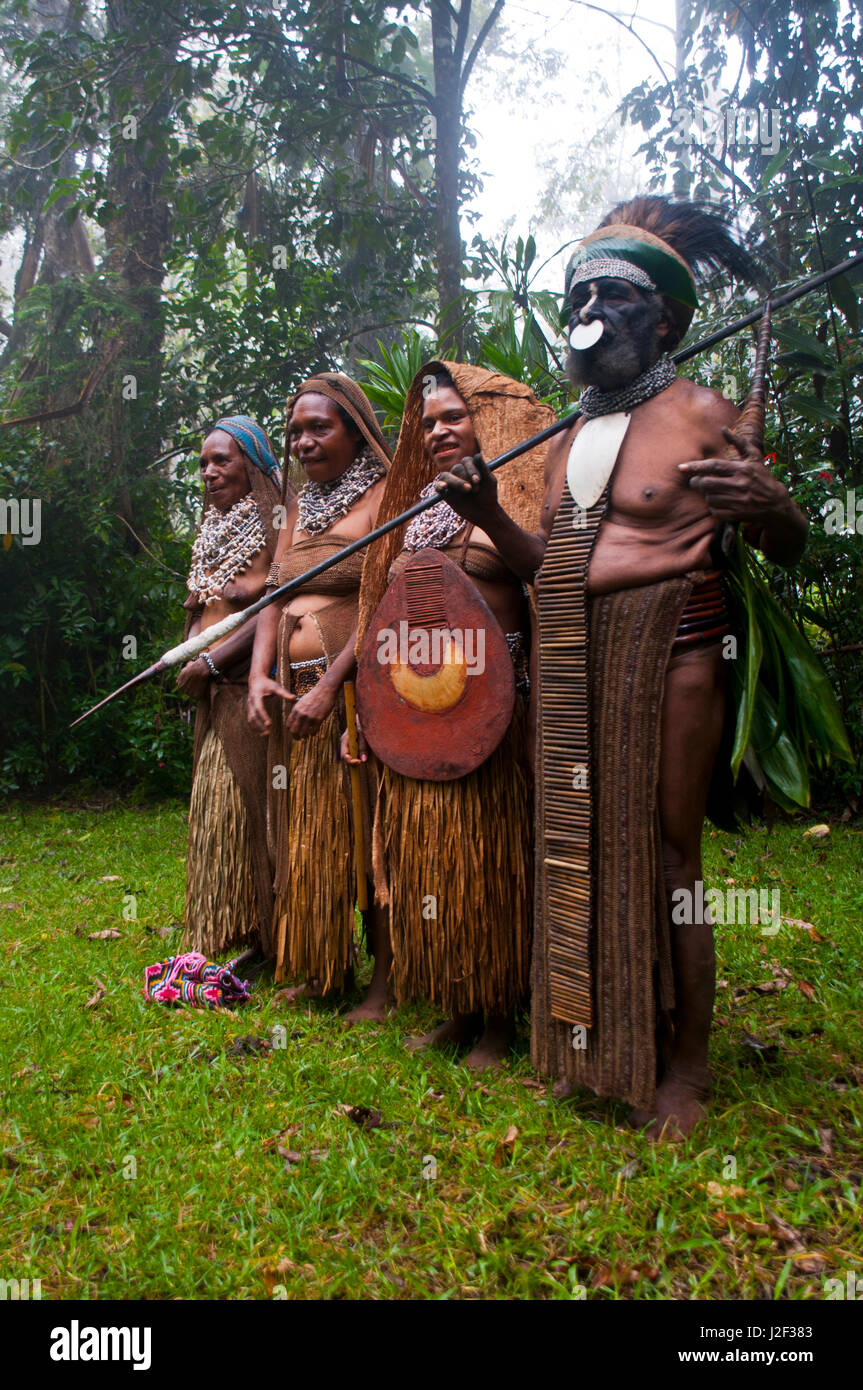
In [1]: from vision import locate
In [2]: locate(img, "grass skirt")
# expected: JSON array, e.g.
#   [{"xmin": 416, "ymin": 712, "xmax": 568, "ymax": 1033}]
[
  {"xmin": 373, "ymin": 702, "xmax": 532, "ymax": 1015},
  {"xmin": 271, "ymin": 703, "xmax": 359, "ymax": 991},
  {"xmin": 184, "ymin": 727, "xmax": 260, "ymax": 955}
]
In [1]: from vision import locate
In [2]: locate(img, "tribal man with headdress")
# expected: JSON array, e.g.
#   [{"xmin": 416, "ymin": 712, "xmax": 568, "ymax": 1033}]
[
  {"xmin": 432, "ymin": 198, "xmax": 808, "ymax": 1132},
  {"xmin": 247, "ymin": 374, "xmax": 393, "ymax": 1020},
  {"xmin": 350, "ymin": 364, "xmax": 553, "ymax": 1068},
  {"xmin": 179, "ymin": 415, "xmax": 284, "ymax": 958}
]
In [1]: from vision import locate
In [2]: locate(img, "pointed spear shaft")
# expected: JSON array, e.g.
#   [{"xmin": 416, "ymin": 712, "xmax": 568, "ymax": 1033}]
[{"xmin": 70, "ymin": 251, "xmax": 863, "ymax": 727}]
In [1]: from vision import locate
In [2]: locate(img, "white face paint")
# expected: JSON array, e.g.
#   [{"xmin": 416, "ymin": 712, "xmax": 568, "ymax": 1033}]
[{"xmin": 569, "ymin": 319, "xmax": 604, "ymax": 350}]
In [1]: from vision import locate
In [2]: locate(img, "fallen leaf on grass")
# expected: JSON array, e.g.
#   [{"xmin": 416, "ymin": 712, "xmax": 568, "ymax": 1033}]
[
  {"xmin": 88, "ymin": 929, "xmax": 122, "ymax": 941},
  {"xmin": 702, "ymin": 1180, "xmax": 747, "ymax": 1199},
  {"xmin": 802, "ymin": 824, "xmax": 830, "ymax": 839},
  {"xmin": 782, "ymin": 917, "xmax": 826, "ymax": 942},
  {"xmin": 502, "ymin": 1124, "xmax": 518, "ymax": 1148},
  {"xmin": 792, "ymin": 1251, "xmax": 828, "ymax": 1274},
  {"xmin": 261, "ymin": 1257, "xmax": 316, "ymax": 1296},
  {"xmin": 712, "ymin": 1206, "xmax": 802, "ymax": 1250},
  {"xmin": 85, "ymin": 979, "xmax": 107, "ymax": 1009},
  {"xmin": 796, "ymin": 979, "xmax": 817, "ymax": 1002},
  {"xmin": 592, "ymin": 1261, "xmax": 660, "ymax": 1289},
  {"xmin": 711, "ymin": 1209, "xmax": 771, "ymax": 1238},
  {"xmin": 99, "ymin": 875, "xmax": 122, "ymax": 882},
  {"xmin": 261, "ymin": 1124, "xmax": 300, "ymax": 1152},
  {"xmin": 765, "ymin": 1209, "xmax": 802, "ymax": 1246},
  {"xmin": 278, "ymin": 1145, "xmax": 329, "ymax": 1172}
]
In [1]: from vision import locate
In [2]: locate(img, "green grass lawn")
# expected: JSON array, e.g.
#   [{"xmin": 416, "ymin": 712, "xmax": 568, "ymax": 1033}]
[{"xmin": 1, "ymin": 797, "xmax": 861, "ymax": 1300}]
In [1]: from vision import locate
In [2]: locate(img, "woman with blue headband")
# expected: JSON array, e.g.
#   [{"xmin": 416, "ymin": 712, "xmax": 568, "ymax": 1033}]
[{"xmin": 178, "ymin": 415, "xmax": 284, "ymax": 959}]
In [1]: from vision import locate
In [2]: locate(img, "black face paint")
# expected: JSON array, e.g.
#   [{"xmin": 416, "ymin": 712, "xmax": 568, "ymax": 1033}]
[{"xmin": 565, "ymin": 278, "xmax": 665, "ymax": 392}]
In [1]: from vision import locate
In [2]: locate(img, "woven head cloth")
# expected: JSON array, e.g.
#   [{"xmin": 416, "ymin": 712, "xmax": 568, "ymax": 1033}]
[
  {"xmin": 200, "ymin": 413, "xmax": 285, "ymax": 563},
  {"xmin": 565, "ymin": 224, "xmax": 699, "ymax": 339},
  {"xmin": 212, "ymin": 414, "xmax": 281, "ymax": 478},
  {"xmin": 357, "ymin": 360, "xmax": 554, "ymax": 647},
  {"xmin": 287, "ymin": 373, "xmax": 391, "ymax": 466}
]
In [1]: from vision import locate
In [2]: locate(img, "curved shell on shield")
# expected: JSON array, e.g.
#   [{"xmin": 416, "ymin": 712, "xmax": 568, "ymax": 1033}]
[{"xmin": 356, "ymin": 548, "xmax": 515, "ymax": 781}]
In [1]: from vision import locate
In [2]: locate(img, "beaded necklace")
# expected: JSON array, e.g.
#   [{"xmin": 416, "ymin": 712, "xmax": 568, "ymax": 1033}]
[
  {"xmin": 297, "ymin": 445, "xmax": 386, "ymax": 536},
  {"xmin": 579, "ymin": 353, "xmax": 677, "ymax": 418},
  {"xmin": 188, "ymin": 493, "xmax": 266, "ymax": 605},
  {"xmin": 403, "ymin": 480, "xmax": 465, "ymax": 552}
]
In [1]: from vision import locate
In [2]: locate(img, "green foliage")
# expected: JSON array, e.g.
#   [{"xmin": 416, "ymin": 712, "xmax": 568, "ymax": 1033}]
[
  {"xmin": 615, "ymin": 0, "xmax": 863, "ymax": 801},
  {"xmin": 726, "ymin": 535, "xmax": 852, "ymax": 811},
  {"xmin": 357, "ymin": 331, "xmax": 440, "ymax": 430}
]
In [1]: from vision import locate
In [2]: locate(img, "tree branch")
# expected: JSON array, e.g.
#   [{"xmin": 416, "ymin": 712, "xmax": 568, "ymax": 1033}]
[
  {"xmin": 0, "ymin": 340, "xmax": 120, "ymax": 430},
  {"xmin": 460, "ymin": 0, "xmax": 504, "ymax": 95}
]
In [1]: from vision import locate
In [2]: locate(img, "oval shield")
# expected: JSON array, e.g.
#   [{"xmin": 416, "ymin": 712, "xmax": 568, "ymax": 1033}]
[{"xmin": 356, "ymin": 548, "xmax": 515, "ymax": 781}]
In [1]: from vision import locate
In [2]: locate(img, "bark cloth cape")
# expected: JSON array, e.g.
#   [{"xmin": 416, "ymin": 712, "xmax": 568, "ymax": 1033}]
[
  {"xmin": 356, "ymin": 362, "xmax": 554, "ymax": 1015},
  {"xmin": 183, "ymin": 415, "xmax": 284, "ymax": 959},
  {"xmin": 268, "ymin": 374, "xmax": 392, "ymax": 989}
]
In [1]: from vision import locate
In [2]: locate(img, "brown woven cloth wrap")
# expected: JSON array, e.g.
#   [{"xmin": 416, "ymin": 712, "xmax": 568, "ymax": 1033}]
[
  {"xmin": 267, "ymin": 536, "xmax": 373, "ymax": 991},
  {"xmin": 183, "ymin": 450, "xmax": 284, "ymax": 959},
  {"xmin": 531, "ymin": 572, "xmax": 694, "ymax": 1112},
  {"xmin": 356, "ymin": 360, "xmax": 555, "ymax": 650},
  {"xmin": 283, "ymin": 371, "xmax": 391, "ymax": 504}
]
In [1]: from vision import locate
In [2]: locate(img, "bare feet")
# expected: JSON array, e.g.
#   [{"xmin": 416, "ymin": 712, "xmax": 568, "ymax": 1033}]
[
  {"xmin": 643, "ymin": 1065, "xmax": 712, "ymax": 1142},
  {"xmin": 275, "ymin": 979, "xmax": 323, "ymax": 1007},
  {"xmin": 627, "ymin": 1105, "xmax": 654, "ymax": 1130},
  {"xmin": 343, "ymin": 986, "xmax": 393, "ymax": 1025},
  {"xmin": 464, "ymin": 1013, "xmax": 515, "ymax": 1072},
  {"xmin": 405, "ymin": 1012, "xmax": 481, "ymax": 1054}
]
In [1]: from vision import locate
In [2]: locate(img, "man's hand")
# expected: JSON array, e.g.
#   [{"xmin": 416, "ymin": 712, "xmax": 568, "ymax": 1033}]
[
  {"xmin": 247, "ymin": 673, "xmax": 295, "ymax": 735},
  {"xmin": 286, "ymin": 680, "xmax": 337, "ymax": 739},
  {"xmin": 678, "ymin": 428, "xmax": 789, "ymax": 525},
  {"xmin": 176, "ymin": 657, "xmax": 210, "ymax": 701},
  {"xmin": 433, "ymin": 452, "xmax": 500, "ymax": 527}
]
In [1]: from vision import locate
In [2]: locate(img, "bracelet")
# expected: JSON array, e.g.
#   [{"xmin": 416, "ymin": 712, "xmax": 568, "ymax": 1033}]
[{"xmin": 201, "ymin": 651, "xmax": 221, "ymax": 679}]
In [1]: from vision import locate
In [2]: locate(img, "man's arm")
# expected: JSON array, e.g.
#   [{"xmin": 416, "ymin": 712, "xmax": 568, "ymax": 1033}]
[{"xmin": 679, "ymin": 403, "xmax": 808, "ymax": 569}]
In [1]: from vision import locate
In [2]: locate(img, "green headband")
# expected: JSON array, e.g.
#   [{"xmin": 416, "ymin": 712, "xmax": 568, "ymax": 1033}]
[{"xmin": 565, "ymin": 234, "xmax": 698, "ymax": 312}]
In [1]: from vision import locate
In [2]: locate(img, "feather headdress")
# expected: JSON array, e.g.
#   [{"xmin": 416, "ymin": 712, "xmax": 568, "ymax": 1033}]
[{"xmin": 566, "ymin": 195, "xmax": 762, "ymax": 342}]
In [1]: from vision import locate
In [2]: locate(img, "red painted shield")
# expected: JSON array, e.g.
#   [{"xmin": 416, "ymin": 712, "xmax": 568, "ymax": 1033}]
[{"xmin": 356, "ymin": 548, "xmax": 515, "ymax": 781}]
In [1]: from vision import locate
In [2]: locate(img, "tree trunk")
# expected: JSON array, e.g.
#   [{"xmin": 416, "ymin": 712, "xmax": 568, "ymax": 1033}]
[
  {"xmin": 430, "ymin": 0, "xmax": 465, "ymax": 354},
  {"xmin": 97, "ymin": 1, "xmax": 180, "ymax": 543}
]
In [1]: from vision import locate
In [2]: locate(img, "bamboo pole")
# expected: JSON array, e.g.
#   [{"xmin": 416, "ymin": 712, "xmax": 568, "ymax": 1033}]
[{"xmin": 343, "ymin": 680, "xmax": 368, "ymax": 913}]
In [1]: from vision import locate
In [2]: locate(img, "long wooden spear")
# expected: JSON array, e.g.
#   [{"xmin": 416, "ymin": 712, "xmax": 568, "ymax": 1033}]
[{"xmin": 70, "ymin": 250, "xmax": 863, "ymax": 728}]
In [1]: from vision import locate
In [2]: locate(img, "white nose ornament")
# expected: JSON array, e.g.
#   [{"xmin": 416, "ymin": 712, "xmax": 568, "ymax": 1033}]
[{"xmin": 569, "ymin": 319, "xmax": 604, "ymax": 350}]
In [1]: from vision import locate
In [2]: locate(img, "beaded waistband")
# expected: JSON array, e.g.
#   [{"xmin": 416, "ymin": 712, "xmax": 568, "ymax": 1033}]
[{"xmin": 672, "ymin": 572, "xmax": 729, "ymax": 655}]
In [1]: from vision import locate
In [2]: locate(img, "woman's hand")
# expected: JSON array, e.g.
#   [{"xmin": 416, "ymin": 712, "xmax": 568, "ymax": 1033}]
[
  {"xmin": 286, "ymin": 680, "xmax": 337, "ymax": 739},
  {"xmin": 339, "ymin": 715, "xmax": 369, "ymax": 766},
  {"xmin": 247, "ymin": 674, "xmax": 295, "ymax": 734},
  {"xmin": 176, "ymin": 657, "xmax": 211, "ymax": 701}
]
